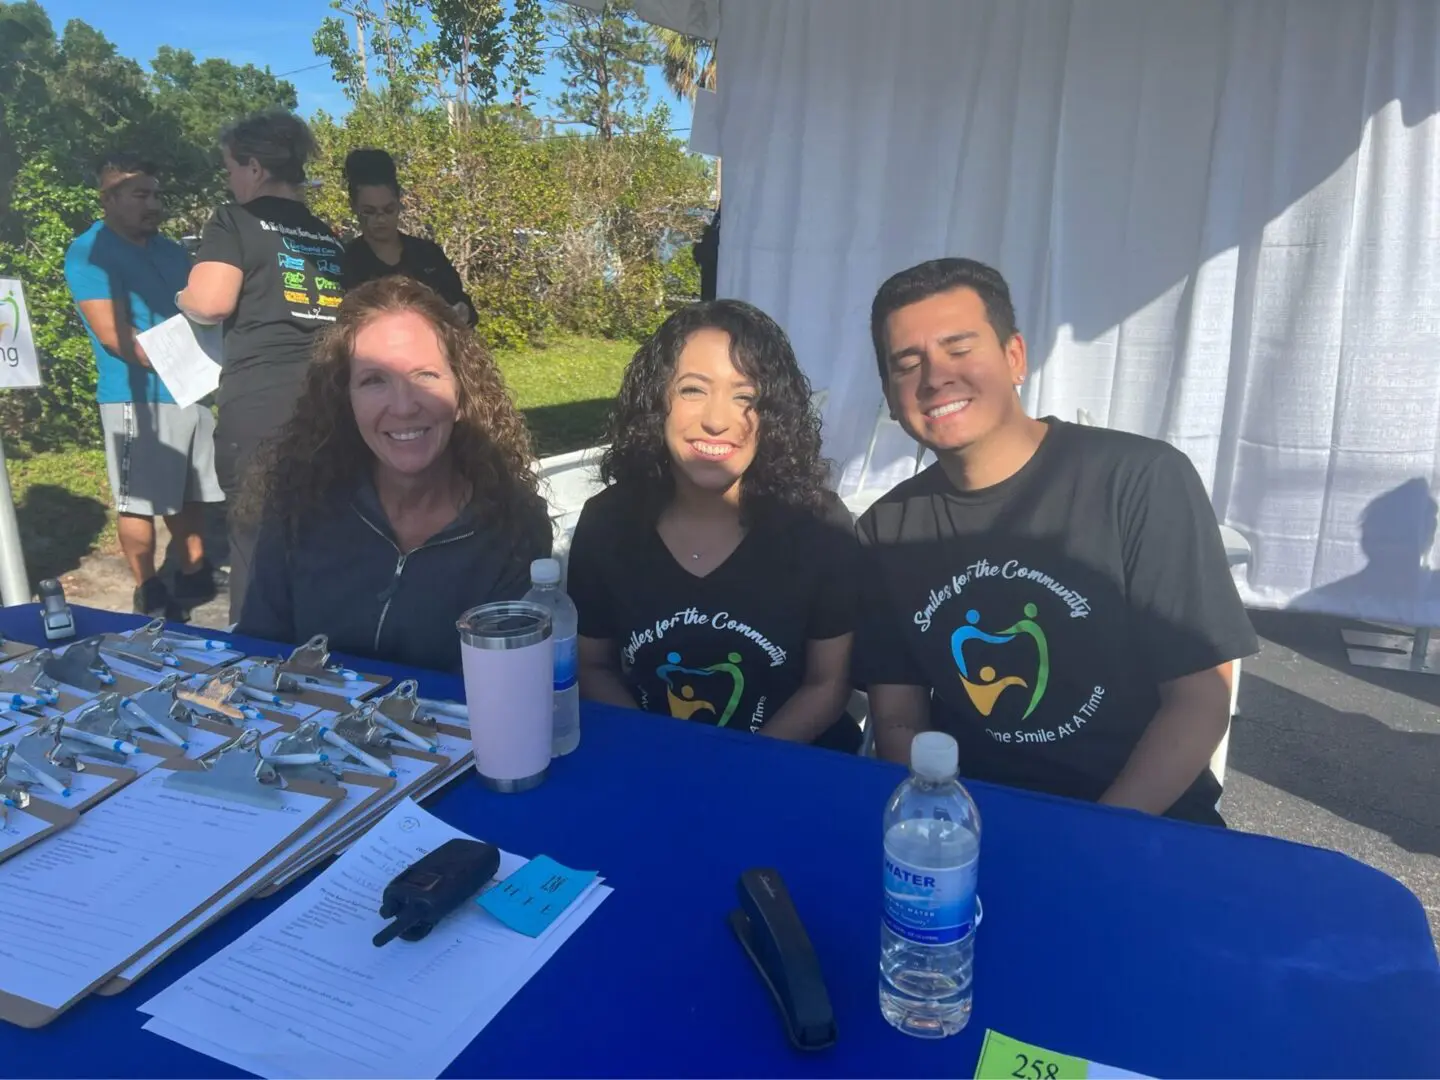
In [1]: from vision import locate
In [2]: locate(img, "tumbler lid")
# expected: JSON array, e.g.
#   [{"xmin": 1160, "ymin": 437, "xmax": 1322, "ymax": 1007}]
[{"xmin": 457, "ymin": 601, "xmax": 552, "ymax": 650}]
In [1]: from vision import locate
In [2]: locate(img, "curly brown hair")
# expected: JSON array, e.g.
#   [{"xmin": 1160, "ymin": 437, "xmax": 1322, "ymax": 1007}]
[
  {"xmin": 241, "ymin": 276, "xmax": 538, "ymax": 540},
  {"xmin": 601, "ymin": 299, "xmax": 831, "ymax": 524}
]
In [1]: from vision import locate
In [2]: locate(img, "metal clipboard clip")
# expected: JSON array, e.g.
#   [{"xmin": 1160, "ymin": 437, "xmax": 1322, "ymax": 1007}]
[
  {"xmin": 0, "ymin": 649, "xmax": 61, "ymax": 708},
  {"xmin": 43, "ymin": 637, "xmax": 117, "ymax": 692},
  {"xmin": 178, "ymin": 668, "xmax": 263, "ymax": 724},
  {"xmin": 0, "ymin": 744, "xmax": 34, "ymax": 821},
  {"xmin": 39, "ymin": 711, "xmax": 133, "ymax": 771},
  {"xmin": 163, "ymin": 728, "xmax": 285, "ymax": 809},
  {"xmin": 312, "ymin": 704, "xmax": 396, "ymax": 777},
  {"xmin": 279, "ymin": 634, "xmax": 357, "ymax": 687},
  {"xmin": 6, "ymin": 727, "xmax": 75, "ymax": 800},
  {"xmin": 243, "ymin": 658, "xmax": 303, "ymax": 698},
  {"xmin": 121, "ymin": 674, "xmax": 196, "ymax": 750},
  {"xmin": 367, "ymin": 681, "xmax": 440, "ymax": 753},
  {"xmin": 67, "ymin": 694, "xmax": 144, "ymax": 762},
  {"xmin": 256, "ymin": 721, "xmax": 341, "ymax": 788},
  {"xmin": 104, "ymin": 619, "xmax": 182, "ymax": 670}
]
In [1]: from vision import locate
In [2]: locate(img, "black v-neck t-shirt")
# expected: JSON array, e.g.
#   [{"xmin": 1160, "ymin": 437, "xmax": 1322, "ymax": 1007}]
[
  {"xmin": 343, "ymin": 234, "xmax": 477, "ymax": 326},
  {"xmin": 567, "ymin": 486, "xmax": 859, "ymax": 733},
  {"xmin": 855, "ymin": 419, "xmax": 1257, "ymax": 817}
]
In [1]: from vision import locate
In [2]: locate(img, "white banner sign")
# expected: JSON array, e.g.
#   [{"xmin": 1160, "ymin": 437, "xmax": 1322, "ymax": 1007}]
[{"xmin": 0, "ymin": 279, "xmax": 43, "ymax": 390}]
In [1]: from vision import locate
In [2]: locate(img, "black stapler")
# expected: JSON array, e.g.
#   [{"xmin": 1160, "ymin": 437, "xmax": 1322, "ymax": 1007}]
[{"xmin": 729, "ymin": 867, "xmax": 837, "ymax": 1051}]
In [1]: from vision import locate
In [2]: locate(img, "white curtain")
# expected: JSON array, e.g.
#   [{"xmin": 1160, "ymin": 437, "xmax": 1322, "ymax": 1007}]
[{"xmin": 709, "ymin": 0, "xmax": 1440, "ymax": 627}]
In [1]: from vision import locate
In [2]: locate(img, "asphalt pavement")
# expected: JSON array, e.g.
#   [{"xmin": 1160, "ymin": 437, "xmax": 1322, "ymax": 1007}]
[{"xmin": 1225, "ymin": 609, "xmax": 1440, "ymax": 947}]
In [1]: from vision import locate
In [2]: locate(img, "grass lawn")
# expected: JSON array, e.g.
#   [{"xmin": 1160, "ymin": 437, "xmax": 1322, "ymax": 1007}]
[
  {"xmin": 496, "ymin": 334, "xmax": 633, "ymax": 457},
  {"xmin": 2, "ymin": 334, "xmax": 631, "ymax": 579}
]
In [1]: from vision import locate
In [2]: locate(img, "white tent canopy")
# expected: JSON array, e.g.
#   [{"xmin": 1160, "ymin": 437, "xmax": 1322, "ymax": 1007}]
[{"xmin": 579, "ymin": 0, "xmax": 1440, "ymax": 628}]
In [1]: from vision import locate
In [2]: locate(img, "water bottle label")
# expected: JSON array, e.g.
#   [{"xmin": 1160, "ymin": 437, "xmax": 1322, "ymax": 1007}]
[
  {"xmin": 553, "ymin": 634, "xmax": 577, "ymax": 692},
  {"xmin": 882, "ymin": 854, "xmax": 977, "ymax": 946}
]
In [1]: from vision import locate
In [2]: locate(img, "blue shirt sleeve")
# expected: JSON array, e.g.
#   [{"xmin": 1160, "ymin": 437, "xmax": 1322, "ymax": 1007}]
[{"xmin": 63, "ymin": 229, "xmax": 111, "ymax": 304}]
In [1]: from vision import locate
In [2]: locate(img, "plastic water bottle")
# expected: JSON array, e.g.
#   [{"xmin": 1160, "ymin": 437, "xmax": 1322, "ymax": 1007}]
[
  {"xmin": 880, "ymin": 731, "xmax": 981, "ymax": 1038},
  {"xmin": 523, "ymin": 558, "xmax": 580, "ymax": 756}
]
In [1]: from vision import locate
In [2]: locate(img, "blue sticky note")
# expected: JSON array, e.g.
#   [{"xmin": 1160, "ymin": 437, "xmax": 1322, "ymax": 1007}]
[{"xmin": 477, "ymin": 855, "xmax": 598, "ymax": 937}]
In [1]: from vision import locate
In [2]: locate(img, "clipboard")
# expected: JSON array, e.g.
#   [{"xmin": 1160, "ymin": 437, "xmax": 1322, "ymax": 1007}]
[
  {"xmin": 0, "ymin": 753, "xmax": 346, "ymax": 1028},
  {"xmin": 232, "ymin": 654, "xmax": 392, "ymax": 712},
  {"xmin": 0, "ymin": 791, "xmax": 76, "ymax": 864},
  {"xmin": 32, "ymin": 762, "xmax": 137, "ymax": 816},
  {"xmin": 96, "ymin": 768, "xmax": 397, "ymax": 994},
  {"xmin": 253, "ymin": 743, "xmax": 452, "ymax": 896},
  {"xmin": 0, "ymin": 637, "xmax": 35, "ymax": 661},
  {"xmin": 95, "ymin": 621, "xmax": 244, "ymax": 677}
]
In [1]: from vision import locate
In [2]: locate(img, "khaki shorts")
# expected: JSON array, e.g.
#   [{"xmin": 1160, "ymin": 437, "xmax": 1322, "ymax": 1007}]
[{"xmin": 99, "ymin": 402, "xmax": 225, "ymax": 517}]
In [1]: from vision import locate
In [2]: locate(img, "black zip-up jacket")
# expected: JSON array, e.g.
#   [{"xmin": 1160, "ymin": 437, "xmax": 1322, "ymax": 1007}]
[{"xmin": 237, "ymin": 480, "xmax": 552, "ymax": 673}]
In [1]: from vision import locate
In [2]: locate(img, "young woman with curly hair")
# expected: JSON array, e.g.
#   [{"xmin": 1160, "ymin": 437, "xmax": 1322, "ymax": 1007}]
[
  {"xmin": 566, "ymin": 300, "xmax": 862, "ymax": 752},
  {"xmin": 236, "ymin": 276, "xmax": 550, "ymax": 672}
]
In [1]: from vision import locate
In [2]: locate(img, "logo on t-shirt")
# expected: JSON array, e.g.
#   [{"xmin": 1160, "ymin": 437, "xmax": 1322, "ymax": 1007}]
[
  {"xmin": 951, "ymin": 605, "xmax": 1049, "ymax": 718},
  {"xmin": 913, "ymin": 556, "xmax": 1109, "ymax": 747},
  {"xmin": 655, "ymin": 650, "xmax": 745, "ymax": 727}
]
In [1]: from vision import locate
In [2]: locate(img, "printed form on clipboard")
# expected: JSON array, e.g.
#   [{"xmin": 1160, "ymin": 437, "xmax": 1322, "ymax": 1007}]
[
  {"xmin": 0, "ymin": 760, "xmax": 343, "ymax": 1027},
  {"xmin": 141, "ymin": 798, "xmax": 612, "ymax": 1080}
]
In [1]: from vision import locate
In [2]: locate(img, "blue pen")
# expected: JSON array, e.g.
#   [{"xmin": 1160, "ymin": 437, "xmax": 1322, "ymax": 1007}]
[{"xmin": 239, "ymin": 686, "xmax": 283, "ymax": 706}]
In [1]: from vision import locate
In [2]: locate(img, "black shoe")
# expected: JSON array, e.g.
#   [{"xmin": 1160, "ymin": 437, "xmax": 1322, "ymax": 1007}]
[
  {"xmin": 133, "ymin": 576, "xmax": 172, "ymax": 617},
  {"xmin": 173, "ymin": 562, "xmax": 221, "ymax": 607}
]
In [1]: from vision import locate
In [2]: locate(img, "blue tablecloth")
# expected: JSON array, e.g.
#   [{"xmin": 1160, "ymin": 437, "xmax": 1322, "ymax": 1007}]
[{"xmin": 1, "ymin": 605, "xmax": 1437, "ymax": 1078}]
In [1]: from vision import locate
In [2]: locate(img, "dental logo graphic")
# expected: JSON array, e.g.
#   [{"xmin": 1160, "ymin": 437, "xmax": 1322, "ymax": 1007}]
[
  {"xmin": 951, "ymin": 605, "xmax": 1049, "ymax": 718},
  {"xmin": 656, "ymin": 651, "xmax": 745, "ymax": 727},
  {"xmin": 0, "ymin": 290, "xmax": 18, "ymax": 343}
]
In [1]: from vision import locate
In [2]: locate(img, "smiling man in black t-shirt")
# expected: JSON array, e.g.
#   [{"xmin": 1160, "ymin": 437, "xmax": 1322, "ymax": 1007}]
[{"xmin": 855, "ymin": 258, "xmax": 1257, "ymax": 824}]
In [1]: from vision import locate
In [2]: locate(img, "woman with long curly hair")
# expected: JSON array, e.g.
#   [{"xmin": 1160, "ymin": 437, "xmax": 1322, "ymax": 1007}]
[
  {"xmin": 236, "ymin": 276, "xmax": 550, "ymax": 672},
  {"xmin": 566, "ymin": 300, "xmax": 861, "ymax": 751}
]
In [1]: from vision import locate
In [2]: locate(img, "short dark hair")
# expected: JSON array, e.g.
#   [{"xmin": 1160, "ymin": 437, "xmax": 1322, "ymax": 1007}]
[
  {"xmin": 220, "ymin": 109, "xmax": 316, "ymax": 186},
  {"xmin": 343, "ymin": 148, "xmax": 400, "ymax": 202},
  {"xmin": 601, "ymin": 299, "xmax": 832, "ymax": 524},
  {"xmin": 869, "ymin": 257, "xmax": 1018, "ymax": 380},
  {"xmin": 96, "ymin": 151, "xmax": 159, "ymax": 192}
]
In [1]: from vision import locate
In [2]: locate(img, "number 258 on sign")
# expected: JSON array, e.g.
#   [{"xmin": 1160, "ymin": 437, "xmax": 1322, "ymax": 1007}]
[{"xmin": 974, "ymin": 1030, "xmax": 1150, "ymax": 1080}]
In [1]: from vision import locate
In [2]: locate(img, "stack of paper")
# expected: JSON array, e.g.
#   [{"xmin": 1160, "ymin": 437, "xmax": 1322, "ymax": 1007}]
[{"xmin": 142, "ymin": 798, "xmax": 611, "ymax": 1079}]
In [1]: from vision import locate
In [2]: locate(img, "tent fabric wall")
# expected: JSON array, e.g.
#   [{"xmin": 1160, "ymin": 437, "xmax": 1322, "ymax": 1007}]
[{"xmin": 708, "ymin": 0, "xmax": 1440, "ymax": 627}]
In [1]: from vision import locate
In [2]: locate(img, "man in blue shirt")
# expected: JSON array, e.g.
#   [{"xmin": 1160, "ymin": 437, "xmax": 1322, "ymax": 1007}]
[{"xmin": 64, "ymin": 154, "xmax": 224, "ymax": 618}]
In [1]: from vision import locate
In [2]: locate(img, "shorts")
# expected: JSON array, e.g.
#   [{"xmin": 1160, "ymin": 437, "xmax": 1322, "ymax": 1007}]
[{"xmin": 99, "ymin": 401, "xmax": 225, "ymax": 517}]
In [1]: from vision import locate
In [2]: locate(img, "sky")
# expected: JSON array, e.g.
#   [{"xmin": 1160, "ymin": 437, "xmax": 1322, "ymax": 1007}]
[{"xmin": 38, "ymin": 0, "xmax": 694, "ymax": 132}]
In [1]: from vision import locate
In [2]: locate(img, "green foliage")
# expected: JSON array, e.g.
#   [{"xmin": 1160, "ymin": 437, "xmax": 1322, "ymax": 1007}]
[
  {"xmin": 311, "ymin": 100, "xmax": 710, "ymax": 350},
  {"xmin": 0, "ymin": 3, "xmax": 303, "ymax": 450},
  {"xmin": 652, "ymin": 28, "xmax": 716, "ymax": 102},
  {"xmin": 0, "ymin": 160, "xmax": 102, "ymax": 448},
  {"xmin": 548, "ymin": 1, "xmax": 657, "ymax": 140}
]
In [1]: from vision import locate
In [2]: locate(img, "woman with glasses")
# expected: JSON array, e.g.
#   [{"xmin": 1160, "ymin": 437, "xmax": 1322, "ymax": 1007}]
[{"xmin": 341, "ymin": 149, "xmax": 478, "ymax": 328}]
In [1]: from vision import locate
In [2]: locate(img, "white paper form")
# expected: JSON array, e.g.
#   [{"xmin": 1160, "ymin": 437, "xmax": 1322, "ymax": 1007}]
[
  {"xmin": 0, "ymin": 769, "xmax": 334, "ymax": 1009},
  {"xmin": 260, "ymin": 743, "xmax": 460, "ymax": 891},
  {"xmin": 136, "ymin": 314, "xmax": 223, "ymax": 408},
  {"xmin": 141, "ymin": 798, "xmax": 610, "ymax": 1080},
  {"xmin": 0, "ymin": 801, "xmax": 55, "ymax": 850},
  {"xmin": 110, "ymin": 775, "xmax": 390, "ymax": 985}
]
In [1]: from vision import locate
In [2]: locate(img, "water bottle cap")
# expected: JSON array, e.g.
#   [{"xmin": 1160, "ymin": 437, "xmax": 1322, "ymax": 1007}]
[
  {"xmin": 911, "ymin": 732, "xmax": 958, "ymax": 781},
  {"xmin": 530, "ymin": 558, "xmax": 561, "ymax": 585}
]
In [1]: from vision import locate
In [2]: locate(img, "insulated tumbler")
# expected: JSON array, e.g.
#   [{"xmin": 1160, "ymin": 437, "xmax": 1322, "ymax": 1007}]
[{"xmin": 457, "ymin": 601, "xmax": 554, "ymax": 793}]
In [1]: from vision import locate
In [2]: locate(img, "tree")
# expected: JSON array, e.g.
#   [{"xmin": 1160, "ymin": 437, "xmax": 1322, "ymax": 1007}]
[
  {"xmin": 148, "ymin": 47, "xmax": 298, "ymax": 230},
  {"xmin": 549, "ymin": 2, "xmax": 656, "ymax": 141},
  {"xmin": 313, "ymin": 0, "xmax": 434, "ymax": 110},
  {"xmin": 429, "ymin": 0, "xmax": 506, "ymax": 115},
  {"xmin": 652, "ymin": 28, "xmax": 714, "ymax": 102},
  {"xmin": 506, "ymin": 0, "xmax": 546, "ymax": 108}
]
